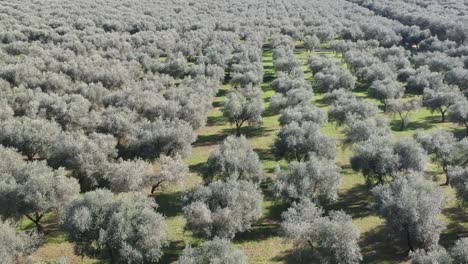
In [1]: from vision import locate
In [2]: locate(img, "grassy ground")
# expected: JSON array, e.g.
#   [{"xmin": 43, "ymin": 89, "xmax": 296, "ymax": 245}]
[{"xmin": 25, "ymin": 44, "xmax": 467, "ymax": 264}]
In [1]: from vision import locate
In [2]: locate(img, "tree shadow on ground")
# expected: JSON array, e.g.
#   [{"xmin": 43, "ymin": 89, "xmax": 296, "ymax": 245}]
[
  {"xmin": 450, "ymin": 126, "xmax": 468, "ymax": 139},
  {"xmin": 234, "ymin": 197, "xmax": 287, "ymax": 243},
  {"xmin": 423, "ymin": 114, "xmax": 443, "ymax": 123},
  {"xmin": 263, "ymin": 105, "xmax": 279, "ymax": 117},
  {"xmin": 189, "ymin": 162, "xmax": 206, "ymax": 177},
  {"xmin": 206, "ymin": 114, "xmax": 226, "ymax": 126},
  {"xmin": 222, "ymin": 125, "xmax": 274, "ymax": 139},
  {"xmin": 326, "ymin": 183, "xmax": 373, "ymax": 219},
  {"xmin": 212, "ymin": 101, "xmax": 223, "ymax": 108},
  {"xmin": 440, "ymin": 206, "xmax": 468, "ymax": 248},
  {"xmin": 193, "ymin": 133, "xmax": 227, "ymax": 147},
  {"xmin": 158, "ymin": 240, "xmax": 186, "ymax": 264},
  {"xmin": 153, "ymin": 191, "xmax": 183, "ymax": 218},
  {"xmin": 255, "ymin": 148, "xmax": 277, "ymax": 166},
  {"xmin": 234, "ymin": 222, "xmax": 280, "ymax": 243},
  {"xmin": 360, "ymin": 225, "xmax": 407, "ymax": 264},
  {"xmin": 389, "ymin": 118, "xmax": 435, "ymax": 132},
  {"xmin": 272, "ymin": 247, "xmax": 328, "ymax": 264}
]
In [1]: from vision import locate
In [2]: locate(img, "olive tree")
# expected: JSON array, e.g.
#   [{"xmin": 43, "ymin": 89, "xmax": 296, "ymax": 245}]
[
  {"xmin": 368, "ymin": 79, "xmax": 405, "ymax": 111},
  {"xmin": 106, "ymin": 159, "xmax": 152, "ymax": 193},
  {"xmin": 222, "ymin": 85, "xmax": 263, "ymax": 136},
  {"xmin": 101, "ymin": 192, "xmax": 168, "ymax": 263},
  {"xmin": 351, "ymin": 137, "xmax": 399, "ymax": 185},
  {"xmin": 372, "ymin": 173, "xmax": 445, "ymax": 251},
  {"xmin": 179, "ymin": 238, "xmax": 248, "ymax": 264},
  {"xmin": 150, "ymin": 154, "xmax": 189, "ymax": 193},
  {"xmin": 449, "ymin": 167, "xmax": 468, "ymax": 203},
  {"xmin": 328, "ymin": 97, "xmax": 379, "ymax": 125},
  {"xmin": 386, "ymin": 98, "xmax": 422, "ymax": 130},
  {"xmin": 206, "ymin": 135, "xmax": 262, "ymax": 183},
  {"xmin": 0, "ymin": 148, "xmax": 80, "ymax": 232},
  {"xmin": 0, "ymin": 117, "xmax": 62, "ymax": 160},
  {"xmin": 448, "ymin": 98, "xmax": 468, "ymax": 135},
  {"xmin": 279, "ymin": 104, "xmax": 327, "ymax": 126},
  {"xmin": 303, "ymin": 35, "xmax": 320, "ymax": 52},
  {"xmin": 410, "ymin": 246, "xmax": 452, "ymax": 264},
  {"xmin": 0, "ymin": 220, "xmax": 40, "ymax": 264},
  {"xmin": 183, "ymin": 180, "xmax": 263, "ymax": 239},
  {"xmin": 47, "ymin": 132, "xmax": 117, "ymax": 191},
  {"xmin": 414, "ymin": 130, "xmax": 468, "ymax": 185},
  {"xmin": 451, "ymin": 238, "xmax": 468, "ymax": 263},
  {"xmin": 275, "ymin": 121, "xmax": 336, "ymax": 161},
  {"xmin": 127, "ymin": 118, "xmax": 196, "ymax": 159},
  {"xmin": 63, "ymin": 190, "xmax": 167, "ymax": 263},
  {"xmin": 274, "ymin": 154, "xmax": 341, "ymax": 203},
  {"xmin": 423, "ymin": 85, "xmax": 461, "ymax": 122},
  {"xmin": 281, "ymin": 199, "xmax": 362, "ymax": 264},
  {"xmin": 344, "ymin": 117, "xmax": 391, "ymax": 145}
]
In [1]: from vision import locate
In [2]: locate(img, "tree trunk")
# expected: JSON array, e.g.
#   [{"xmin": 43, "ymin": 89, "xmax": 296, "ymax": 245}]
[
  {"xmin": 106, "ymin": 244, "xmax": 114, "ymax": 263},
  {"xmin": 25, "ymin": 213, "xmax": 44, "ymax": 233},
  {"xmin": 443, "ymin": 166, "xmax": 450, "ymax": 186},
  {"xmin": 151, "ymin": 180, "xmax": 165, "ymax": 194},
  {"xmin": 441, "ymin": 110, "xmax": 446, "ymax": 122},
  {"xmin": 377, "ymin": 174, "xmax": 384, "ymax": 185},
  {"xmin": 406, "ymin": 227, "xmax": 414, "ymax": 252},
  {"xmin": 464, "ymin": 120, "xmax": 468, "ymax": 136}
]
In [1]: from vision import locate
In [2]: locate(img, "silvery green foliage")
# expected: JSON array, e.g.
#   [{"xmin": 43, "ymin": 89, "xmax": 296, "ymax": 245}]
[
  {"xmin": 406, "ymin": 66, "xmax": 444, "ymax": 95},
  {"xmin": 271, "ymin": 70, "xmax": 310, "ymax": 95},
  {"xmin": 274, "ymin": 154, "xmax": 341, "ymax": 202},
  {"xmin": 448, "ymin": 97, "xmax": 468, "ymax": 135},
  {"xmin": 279, "ymin": 104, "xmax": 327, "ymax": 126},
  {"xmin": 63, "ymin": 190, "xmax": 167, "ymax": 263},
  {"xmin": 178, "ymin": 237, "xmax": 248, "ymax": 264},
  {"xmin": 315, "ymin": 67, "xmax": 356, "ymax": 93},
  {"xmin": 222, "ymin": 85, "xmax": 263, "ymax": 136},
  {"xmin": 0, "ymin": 220, "xmax": 40, "ymax": 264},
  {"xmin": 0, "ymin": 117, "xmax": 62, "ymax": 160},
  {"xmin": 183, "ymin": 180, "xmax": 263, "ymax": 239},
  {"xmin": 351, "ymin": 137, "xmax": 398, "ymax": 185},
  {"xmin": 63, "ymin": 189, "xmax": 116, "ymax": 257},
  {"xmin": 47, "ymin": 132, "xmax": 117, "ymax": 191},
  {"xmin": 0, "ymin": 148, "xmax": 80, "ymax": 232},
  {"xmin": 386, "ymin": 98, "xmax": 422, "ymax": 130},
  {"xmin": 328, "ymin": 96, "xmax": 379, "ymax": 126},
  {"xmin": 449, "ymin": 167, "xmax": 468, "ymax": 203},
  {"xmin": 275, "ymin": 121, "xmax": 336, "ymax": 161},
  {"xmin": 281, "ymin": 199, "xmax": 362, "ymax": 264},
  {"xmin": 393, "ymin": 138, "xmax": 427, "ymax": 173},
  {"xmin": 423, "ymin": 85, "xmax": 462, "ymax": 122},
  {"xmin": 206, "ymin": 135, "xmax": 262, "ymax": 183},
  {"xmin": 101, "ymin": 192, "xmax": 168, "ymax": 264},
  {"xmin": 410, "ymin": 246, "xmax": 453, "ymax": 264},
  {"xmin": 344, "ymin": 117, "xmax": 391, "ymax": 145},
  {"xmin": 150, "ymin": 154, "xmax": 189, "ymax": 193},
  {"xmin": 308, "ymin": 55, "xmax": 336, "ymax": 73},
  {"xmin": 97, "ymin": 106, "xmax": 140, "ymax": 145},
  {"xmin": 270, "ymin": 87, "xmax": 313, "ymax": 112},
  {"xmin": 158, "ymin": 52, "xmax": 187, "ymax": 78},
  {"xmin": 127, "ymin": 118, "xmax": 196, "ymax": 159},
  {"xmin": 446, "ymin": 67, "xmax": 468, "ymax": 92},
  {"xmin": 274, "ymin": 54, "xmax": 302, "ymax": 74},
  {"xmin": 451, "ymin": 238, "xmax": 468, "ymax": 263},
  {"xmin": 414, "ymin": 130, "xmax": 468, "ymax": 185},
  {"xmin": 368, "ymin": 79, "xmax": 404, "ymax": 110},
  {"xmin": 106, "ymin": 158, "xmax": 151, "ymax": 193},
  {"xmin": 372, "ymin": 173, "xmax": 445, "ymax": 251},
  {"xmin": 303, "ymin": 35, "xmax": 320, "ymax": 52},
  {"xmin": 322, "ymin": 88, "xmax": 356, "ymax": 105}
]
